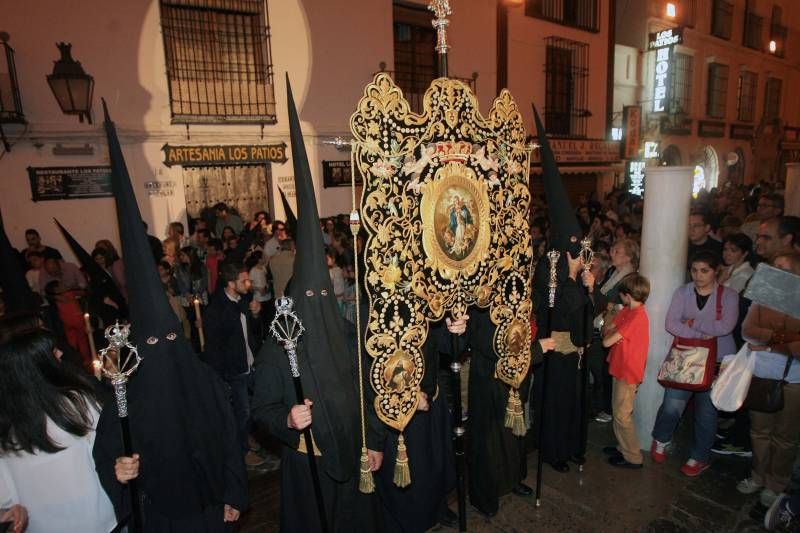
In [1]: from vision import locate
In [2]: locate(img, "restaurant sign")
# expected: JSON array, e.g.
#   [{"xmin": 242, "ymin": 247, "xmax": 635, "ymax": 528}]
[
  {"xmin": 28, "ymin": 166, "xmax": 114, "ymax": 202},
  {"xmin": 162, "ymin": 143, "xmax": 288, "ymax": 167},
  {"xmin": 532, "ymin": 139, "xmax": 621, "ymax": 165}
]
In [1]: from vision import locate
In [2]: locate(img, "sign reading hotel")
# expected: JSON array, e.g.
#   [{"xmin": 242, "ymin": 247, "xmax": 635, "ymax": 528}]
[
  {"xmin": 531, "ymin": 139, "xmax": 621, "ymax": 165},
  {"xmin": 648, "ymin": 28, "xmax": 683, "ymax": 113},
  {"xmin": 161, "ymin": 143, "xmax": 288, "ymax": 167}
]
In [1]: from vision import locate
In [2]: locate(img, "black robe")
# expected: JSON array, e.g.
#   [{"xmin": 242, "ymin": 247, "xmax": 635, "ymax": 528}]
[
  {"xmin": 372, "ymin": 320, "xmax": 457, "ymax": 533},
  {"xmin": 531, "ymin": 255, "xmax": 592, "ymax": 463},
  {"xmin": 466, "ymin": 307, "xmax": 537, "ymax": 514}
]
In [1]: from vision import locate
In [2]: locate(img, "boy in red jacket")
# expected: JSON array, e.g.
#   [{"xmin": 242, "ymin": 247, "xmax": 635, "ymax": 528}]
[{"xmin": 602, "ymin": 273, "xmax": 651, "ymax": 468}]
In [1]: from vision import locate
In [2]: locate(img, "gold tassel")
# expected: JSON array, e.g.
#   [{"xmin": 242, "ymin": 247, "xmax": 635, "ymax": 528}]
[
  {"xmin": 359, "ymin": 447, "xmax": 375, "ymax": 494},
  {"xmin": 504, "ymin": 388, "xmax": 526, "ymax": 437},
  {"xmin": 393, "ymin": 434, "xmax": 411, "ymax": 488}
]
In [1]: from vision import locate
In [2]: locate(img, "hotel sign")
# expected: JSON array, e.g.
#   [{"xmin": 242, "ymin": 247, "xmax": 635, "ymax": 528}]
[
  {"xmin": 648, "ymin": 28, "xmax": 683, "ymax": 113},
  {"xmin": 161, "ymin": 143, "xmax": 288, "ymax": 167}
]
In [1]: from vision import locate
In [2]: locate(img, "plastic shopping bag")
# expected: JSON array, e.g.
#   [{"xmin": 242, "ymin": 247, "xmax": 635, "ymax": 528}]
[{"xmin": 711, "ymin": 345, "xmax": 754, "ymax": 412}]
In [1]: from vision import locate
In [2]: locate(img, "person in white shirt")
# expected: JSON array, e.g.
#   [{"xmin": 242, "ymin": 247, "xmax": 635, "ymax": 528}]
[
  {"xmin": 718, "ymin": 233, "xmax": 755, "ymax": 294},
  {"xmin": 0, "ymin": 328, "xmax": 135, "ymax": 533}
]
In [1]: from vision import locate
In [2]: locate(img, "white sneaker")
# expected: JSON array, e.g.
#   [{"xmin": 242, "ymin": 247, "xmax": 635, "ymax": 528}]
[
  {"xmin": 736, "ymin": 477, "xmax": 763, "ymax": 495},
  {"xmin": 761, "ymin": 488, "xmax": 779, "ymax": 507},
  {"xmin": 765, "ymin": 494, "xmax": 795, "ymax": 530},
  {"xmin": 594, "ymin": 411, "xmax": 613, "ymax": 423}
]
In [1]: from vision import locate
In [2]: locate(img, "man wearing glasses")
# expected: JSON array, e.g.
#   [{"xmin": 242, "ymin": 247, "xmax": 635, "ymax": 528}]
[{"xmin": 741, "ymin": 193, "xmax": 784, "ymax": 242}]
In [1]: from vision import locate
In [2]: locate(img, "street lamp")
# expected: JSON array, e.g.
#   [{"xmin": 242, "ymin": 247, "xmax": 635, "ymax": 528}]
[
  {"xmin": 666, "ymin": 2, "xmax": 677, "ymax": 19},
  {"xmin": 46, "ymin": 42, "xmax": 94, "ymax": 124},
  {"xmin": 769, "ymin": 40, "xmax": 777, "ymax": 53}
]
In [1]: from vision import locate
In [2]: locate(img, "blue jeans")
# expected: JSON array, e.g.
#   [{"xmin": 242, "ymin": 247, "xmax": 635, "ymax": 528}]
[
  {"xmin": 651, "ymin": 387, "xmax": 718, "ymax": 463},
  {"xmin": 225, "ymin": 371, "xmax": 254, "ymax": 454}
]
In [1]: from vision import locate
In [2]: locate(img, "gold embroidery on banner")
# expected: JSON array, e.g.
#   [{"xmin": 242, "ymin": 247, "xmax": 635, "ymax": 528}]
[{"xmin": 351, "ymin": 73, "xmax": 533, "ymax": 432}]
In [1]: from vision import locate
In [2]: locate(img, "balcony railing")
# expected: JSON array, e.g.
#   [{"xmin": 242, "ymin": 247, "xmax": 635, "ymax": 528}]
[
  {"xmin": 770, "ymin": 23, "xmax": 787, "ymax": 57},
  {"xmin": 743, "ymin": 12, "xmax": 763, "ymax": 50},
  {"xmin": 711, "ymin": 0, "xmax": 733, "ymax": 40}
]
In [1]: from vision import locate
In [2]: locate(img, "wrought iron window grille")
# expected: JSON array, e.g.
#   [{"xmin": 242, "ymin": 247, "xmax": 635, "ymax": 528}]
[
  {"xmin": 544, "ymin": 36, "xmax": 589, "ymax": 138},
  {"xmin": 159, "ymin": 0, "xmax": 276, "ymax": 124}
]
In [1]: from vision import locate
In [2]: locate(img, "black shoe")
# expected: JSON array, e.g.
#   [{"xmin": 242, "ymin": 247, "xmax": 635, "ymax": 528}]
[
  {"xmin": 549, "ymin": 460, "xmax": 570, "ymax": 473},
  {"xmin": 512, "ymin": 482, "xmax": 533, "ymax": 497},
  {"xmin": 568, "ymin": 454, "xmax": 586, "ymax": 465},
  {"xmin": 603, "ymin": 446, "xmax": 623, "ymax": 457},
  {"xmin": 438, "ymin": 508, "xmax": 458, "ymax": 527},
  {"xmin": 608, "ymin": 455, "xmax": 643, "ymax": 469},
  {"xmin": 472, "ymin": 506, "xmax": 497, "ymax": 519}
]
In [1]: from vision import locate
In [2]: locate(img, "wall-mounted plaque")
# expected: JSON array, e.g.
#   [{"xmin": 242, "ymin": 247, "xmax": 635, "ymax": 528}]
[{"xmin": 27, "ymin": 166, "xmax": 114, "ymax": 202}]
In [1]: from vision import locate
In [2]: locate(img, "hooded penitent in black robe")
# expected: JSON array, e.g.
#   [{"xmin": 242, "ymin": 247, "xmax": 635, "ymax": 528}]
[
  {"xmin": 466, "ymin": 307, "xmax": 539, "ymax": 515},
  {"xmin": 529, "ymin": 105, "xmax": 593, "ymax": 466},
  {"xmin": 371, "ymin": 318, "xmax": 457, "ymax": 533},
  {"xmin": 251, "ymin": 76, "xmax": 373, "ymax": 532},
  {"xmin": 92, "ymin": 101, "xmax": 247, "ymax": 531},
  {"xmin": 531, "ymin": 255, "xmax": 591, "ymax": 464}
]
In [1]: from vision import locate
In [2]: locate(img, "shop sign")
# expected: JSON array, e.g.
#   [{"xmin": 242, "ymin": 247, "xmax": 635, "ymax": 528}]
[
  {"xmin": 698, "ymin": 120, "xmax": 726, "ymax": 138},
  {"xmin": 644, "ymin": 141, "xmax": 659, "ymax": 159},
  {"xmin": 161, "ymin": 143, "xmax": 288, "ymax": 167},
  {"xmin": 322, "ymin": 160, "xmax": 364, "ymax": 188},
  {"xmin": 531, "ymin": 139, "xmax": 621, "ymax": 165},
  {"xmin": 627, "ymin": 160, "xmax": 646, "ymax": 197},
  {"xmin": 622, "ymin": 105, "xmax": 641, "ymax": 159},
  {"xmin": 28, "ymin": 166, "xmax": 113, "ymax": 202}
]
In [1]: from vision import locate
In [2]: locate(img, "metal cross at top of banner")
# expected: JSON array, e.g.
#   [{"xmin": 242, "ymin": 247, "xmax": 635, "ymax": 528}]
[{"xmin": 350, "ymin": 63, "xmax": 533, "ymax": 446}]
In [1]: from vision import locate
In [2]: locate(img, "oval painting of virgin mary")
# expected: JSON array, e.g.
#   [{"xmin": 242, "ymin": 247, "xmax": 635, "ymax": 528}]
[{"xmin": 435, "ymin": 186, "xmax": 479, "ymax": 262}]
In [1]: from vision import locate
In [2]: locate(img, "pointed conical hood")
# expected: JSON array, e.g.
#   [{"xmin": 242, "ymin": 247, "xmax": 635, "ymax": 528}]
[
  {"xmin": 53, "ymin": 218, "xmax": 127, "ymax": 314},
  {"xmin": 0, "ymin": 209, "xmax": 39, "ymax": 314},
  {"xmin": 102, "ymin": 100, "xmax": 177, "ymax": 339},
  {"xmin": 533, "ymin": 105, "xmax": 583, "ymax": 255},
  {"xmin": 95, "ymin": 100, "xmax": 247, "ymax": 519},
  {"xmin": 279, "ymin": 76, "xmax": 359, "ymax": 481},
  {"xmin": 278, "ymin": 186, "xmax": 297, "ymax": 235}
]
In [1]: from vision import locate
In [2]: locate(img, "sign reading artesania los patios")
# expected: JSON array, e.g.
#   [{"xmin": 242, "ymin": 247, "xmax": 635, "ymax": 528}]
[
  {"xmin": 648, "ymin": 27, "xmax": 683, "ymax": 114},
  {"xmin": 161, "ymin": 143, "xmax": 288, "ymax": 167}
]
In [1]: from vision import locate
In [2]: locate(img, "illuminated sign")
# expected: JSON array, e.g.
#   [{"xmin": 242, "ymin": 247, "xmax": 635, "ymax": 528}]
[
  {"xmin": 627, "ymin": 160, "xmax": 646, "ymax": 197},
  {"xmin": 611, "ymin": 128, "xmax": 623, "ymax": 141},
  {"xmin": 622, "ymin": 105, "xmax": 642, "ymax": 159},
  {"xmin": 648, "ymin": 28, "xmax": 683, "ymax": 50},
  {"xmin": 649, "ymin": 28, "xmax": 683, "ymax": 113},
  {"xmin": 644, "ymin": 141, "xmax": 659, "ymax": 159}
]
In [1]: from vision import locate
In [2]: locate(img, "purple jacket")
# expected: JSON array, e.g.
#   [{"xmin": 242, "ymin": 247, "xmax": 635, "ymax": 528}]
[{"xmin": 665, "ymin": 282, "xmax": 739, "ymax": 359}]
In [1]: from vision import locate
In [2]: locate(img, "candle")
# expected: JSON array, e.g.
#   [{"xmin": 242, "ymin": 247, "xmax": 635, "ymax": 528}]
[
  {"xmin": 194, "ymin": 298, "xmax": 206, "ymax": 352},
  {"xmin": 84, "ymin": 313, "xmax": 99, "ymax": 379}
]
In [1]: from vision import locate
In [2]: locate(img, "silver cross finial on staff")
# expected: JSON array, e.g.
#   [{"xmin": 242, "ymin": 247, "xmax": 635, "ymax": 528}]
[
  {"xmin": 428, "ymin": 0, "xmax": 452, "ymax": 55},
  {"xmin": 98, "ymin": 322, "xmax": 142, "ymax": 417},
  {"xmin": 579, "ymin": 236, "xmax": 594, "ymax": 274},
  {"xmin": 546, "ymin": 250, "xmax": 561, "ymax": 308},
  {"xmin": 269, "ymin": 296, "xmax": 306, "ymax": 378}
]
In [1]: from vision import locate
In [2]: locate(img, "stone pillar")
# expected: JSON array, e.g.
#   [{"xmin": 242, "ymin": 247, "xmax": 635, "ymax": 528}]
[
  {"xmin": 785, "ymin": 163, "xmax": 800, "ymax": 217},
  {"xmin": 634, "ymin": 166, "xmax": 694, "ymax": 449}
]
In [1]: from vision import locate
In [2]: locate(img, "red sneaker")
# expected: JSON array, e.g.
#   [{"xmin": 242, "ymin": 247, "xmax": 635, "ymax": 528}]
[
  {"xmin": 680, "ymin": 459, "xmax": 710, "ymax": 477},
  {"xmin": 650, "ymin": 440, "xmax": 667, "ymax": 464}
]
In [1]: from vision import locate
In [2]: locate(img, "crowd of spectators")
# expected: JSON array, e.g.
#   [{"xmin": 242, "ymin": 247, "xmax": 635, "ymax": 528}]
[{"xmin": 1, "ymin": 178, "xmax": 799, "ymax": 529}]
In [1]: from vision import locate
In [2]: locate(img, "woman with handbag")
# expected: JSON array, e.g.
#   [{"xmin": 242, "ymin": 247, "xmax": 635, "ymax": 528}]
[
  {"xmin": 736, "ymin": 252, "xmax": 800, "ymax": 507},
  {"xmin": 650, "ymin": 250, "xmax": 739, "ymax": 476}
]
